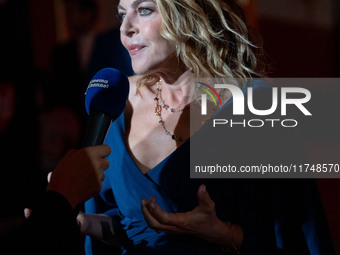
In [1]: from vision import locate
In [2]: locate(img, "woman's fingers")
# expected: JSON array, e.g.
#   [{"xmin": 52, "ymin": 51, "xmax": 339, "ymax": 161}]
[
  {"xmin": 47, "ymin": 172, "xmax": 52, "ymax": 183},
  {"xmin": 24, "ymin": 208, "xmax": 32, "ymax": 219},
  {"xmin": 197, "ymin": 184, "xmax": 215, "ymax": 212},
  {"xmin": 141, "ymin": 198, "xmax": 161, "ymax": 229},
  {"xmin": 141, "ymin": 198, "xmax": 186, "ymax": 234},
  {"xmin": 141, "ymin": 185, "xmax": 217, "ymax": 235}
]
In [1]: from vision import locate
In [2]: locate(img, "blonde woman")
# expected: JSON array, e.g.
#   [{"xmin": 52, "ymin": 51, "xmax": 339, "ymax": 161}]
[{"xmin": 81, "ymin": 0, "xmax": 333, "ymax": 254}]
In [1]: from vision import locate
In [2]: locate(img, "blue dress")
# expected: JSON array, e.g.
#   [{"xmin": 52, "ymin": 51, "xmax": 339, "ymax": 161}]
[{"xmin": 85, "ymin": 80, "xmax": 334, "ymax": 255}]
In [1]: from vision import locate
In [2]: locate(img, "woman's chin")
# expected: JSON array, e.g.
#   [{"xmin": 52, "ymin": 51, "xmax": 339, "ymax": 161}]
[{"xmin": 132, "ymin": 65, "xmax": 152, "ymax": 76}]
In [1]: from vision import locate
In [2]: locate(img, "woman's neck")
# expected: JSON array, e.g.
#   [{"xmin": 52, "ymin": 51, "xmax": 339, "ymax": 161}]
[{"xmin": 156, "ymin": 69, "xmax": 194, "ymax": 108}]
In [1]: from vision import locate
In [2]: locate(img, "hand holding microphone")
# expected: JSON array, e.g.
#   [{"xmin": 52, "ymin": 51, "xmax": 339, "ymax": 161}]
[
  {"xmin": 24, "ymin": 145, "xmax": 111, "ymax": 219},
  {"xmin": 49, "ymin": 68, "xmax": 130, "ymax": 207},
  {"xmin": 46, "ymin": 145, "xmax": 111, "ymax": 209},
  {"xmin": 25, "ymin": 68, "xmax": 129, "ymax": 217},
  {"xmin": 18, "ymin": 69, "xmax": 129, "ymax": 255}
]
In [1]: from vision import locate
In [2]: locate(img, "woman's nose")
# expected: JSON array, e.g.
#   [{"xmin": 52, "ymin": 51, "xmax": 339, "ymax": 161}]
[{"xmin": 120, "ymin": 14, "xmax": 138, "ymax": 37}]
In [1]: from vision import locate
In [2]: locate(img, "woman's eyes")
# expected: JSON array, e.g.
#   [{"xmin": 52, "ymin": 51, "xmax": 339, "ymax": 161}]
[
  {"xmin": 138, "ymin": 8, "xmax": 152, "ymax": 16},
  {"xmin": 117, "ymin": 7, "xmax": 153, "ymax": 21}
]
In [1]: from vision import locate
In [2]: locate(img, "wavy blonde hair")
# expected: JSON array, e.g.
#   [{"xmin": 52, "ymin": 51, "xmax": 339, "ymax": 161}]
[{"xmin": 136, "ymin": 0, "xmax": 264, "ymax": 95}]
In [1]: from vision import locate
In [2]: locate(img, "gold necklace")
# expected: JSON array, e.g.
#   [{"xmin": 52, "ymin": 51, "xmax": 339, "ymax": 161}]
[{"xmin": 154, "ymin": 80, "xmax": 188, "ymax": 141}]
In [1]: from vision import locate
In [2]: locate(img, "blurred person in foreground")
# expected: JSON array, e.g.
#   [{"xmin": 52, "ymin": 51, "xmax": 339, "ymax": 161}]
[{"xmin": 1, "ymin": 145, "xmax": 111, "ymax": 255}]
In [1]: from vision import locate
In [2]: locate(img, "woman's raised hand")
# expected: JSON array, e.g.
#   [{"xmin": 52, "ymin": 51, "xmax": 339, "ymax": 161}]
[{"xmin": 141, "ymin": 184, "xmax": 243, "ymax": 250}]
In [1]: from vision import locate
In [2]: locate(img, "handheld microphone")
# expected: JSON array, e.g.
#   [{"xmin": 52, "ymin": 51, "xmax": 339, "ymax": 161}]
[{"xmin": 82, "ymin": 68, "xmax": 129, "ymax": 147}]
